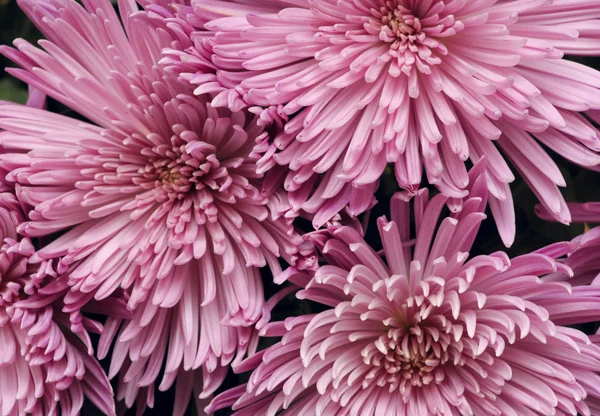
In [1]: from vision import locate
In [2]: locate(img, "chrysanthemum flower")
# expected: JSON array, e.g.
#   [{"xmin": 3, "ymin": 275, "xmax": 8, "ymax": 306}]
[
  {"xmin": 207, "ymin": 166, "xmax": 600, "ymax": 416},
  {"xmin": 149, "ymin": 0, "xmax": 379, "ymax": 226},
  {"xmin": 0, "ymin": 191, "xmax": 116, "ymax": 416},
  {"xmin": 0, "ymin": 0, "xmax": 300, "ymax": 405},
  {"xmin": 178, "ymin": 0, "xmax": 600, "ymax": 245}
]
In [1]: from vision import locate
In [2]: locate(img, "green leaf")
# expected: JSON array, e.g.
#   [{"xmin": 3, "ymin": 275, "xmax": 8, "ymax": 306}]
[{"xmin": 0, "ymin": 78, "xmax": 28, "ymax": 104}]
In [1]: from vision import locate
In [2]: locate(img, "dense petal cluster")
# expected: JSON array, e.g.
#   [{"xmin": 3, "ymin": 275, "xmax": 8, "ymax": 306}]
[
  {"xmin": 0, "ymin": 192, "xmax": 115, "ymax": 416},
  {"xmin": 1, "ymin": 0, "xmax": 600, "ymax": 414},
  {"xmin": 208, "ymin": 171, "xmax": 600, "ymax": 416},
  {"xmin": 172, "ymin": 0, "xmax": 600, "ymax": 245},
  {"xmin": 0, "ymin": 0, "xmax": 301, "ymax": 410}
]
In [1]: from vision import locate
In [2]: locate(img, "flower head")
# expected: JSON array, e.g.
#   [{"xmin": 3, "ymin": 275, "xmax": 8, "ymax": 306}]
[
  {"xmin": 0, "ymin": 0, "xmax": 301, "ymax": 406},
  {"xmin": 0, "ymin": 191, "xmax": 116, "ymax": 416},
  {"xmin": 208, "ymin": 166, "xmax": 600, "ymax": 416},
  {"xmin": 184, "ymin": 0, "xmax": 600, "ymax": 245}
]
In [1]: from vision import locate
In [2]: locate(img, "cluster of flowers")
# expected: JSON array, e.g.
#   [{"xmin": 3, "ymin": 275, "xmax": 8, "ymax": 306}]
[{"xmin": 0, "ymin": 0, "xmax": 600, "ymax": 414}]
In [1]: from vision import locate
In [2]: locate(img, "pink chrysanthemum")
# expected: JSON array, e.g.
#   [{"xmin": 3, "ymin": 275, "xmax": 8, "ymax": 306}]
[
  {"xmin": 208, "ymin": 166, "xmax": 600, "ymax": 416},
  {"xmin": 0, "ymin": 191, "xmax": 116, "ymax": 416},
  {"xmin": 174, "ymin": 0, "xmax": 600, "ymax": 245},
  {"xmin": 0, "ymin": 0, "xmax": 301, "ymax": 406}
]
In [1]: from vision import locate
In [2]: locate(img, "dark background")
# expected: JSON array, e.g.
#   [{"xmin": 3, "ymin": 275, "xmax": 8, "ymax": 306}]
[{"xmin": 1, "ymin": 1, "xmax": 599, "ymax": 414}]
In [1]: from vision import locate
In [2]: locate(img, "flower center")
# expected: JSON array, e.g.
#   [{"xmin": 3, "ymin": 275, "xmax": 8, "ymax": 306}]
[
  {"xmin": 139, "ymin": 134, "xmax": 229, "ymax": 198},
  {"xmin": 380, "ymin": 6, "xmax": 421, "ymax": 42},
  {"xmin": 364, "ymin": 1, "xmax": 463, "ymax": 75},
  {"xmin": 362, "ymin": 326, "xmax": 448, "ymax": 391}
]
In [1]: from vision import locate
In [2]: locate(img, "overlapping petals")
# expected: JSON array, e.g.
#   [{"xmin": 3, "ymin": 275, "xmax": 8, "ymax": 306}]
[
  {"xmin": 0, "ymin": 192, "xmax": 116, "ymax": 416},
  {"xmin": 208, "ymin": 167, "xmax": 600, "ymax": 416},
  {"xmin": 1, "ymin": 0, "xmax": 600, "ymax": 415},
  {"xmin": 171, "ymin": 0, "xmax": 600, "ymax": 245},
  {"xmin": 0, "ymin": 0, "xmax": 301, "ymax": 409}
]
